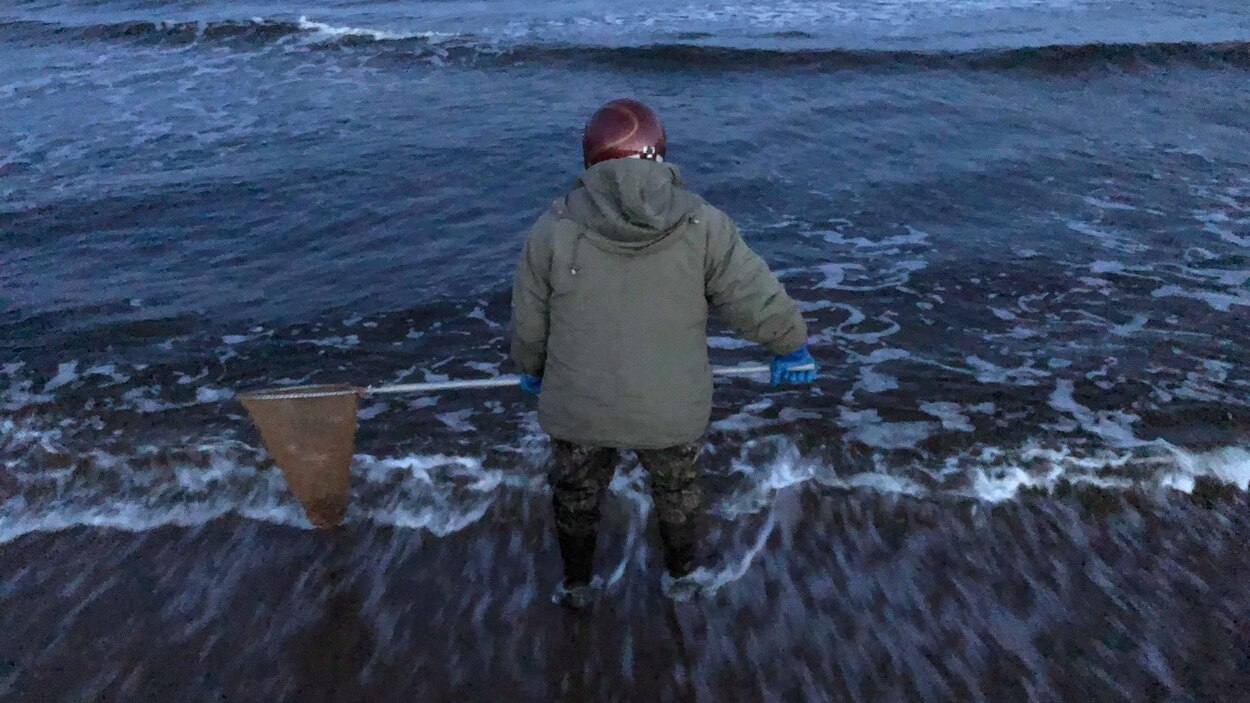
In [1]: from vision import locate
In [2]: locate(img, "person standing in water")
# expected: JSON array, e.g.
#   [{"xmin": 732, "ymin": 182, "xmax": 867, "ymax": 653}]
[{"xmin": 509, "ymin": 98, "xmax": 816, "ymax": 606}]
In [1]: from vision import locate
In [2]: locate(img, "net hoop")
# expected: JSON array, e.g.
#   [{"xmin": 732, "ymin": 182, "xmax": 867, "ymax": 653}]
[{"xmin": 237, "ymin": 383, "xmax": 358, "ymax": 402}]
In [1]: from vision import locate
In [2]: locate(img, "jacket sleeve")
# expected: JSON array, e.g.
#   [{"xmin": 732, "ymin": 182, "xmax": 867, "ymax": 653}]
[
  {"xmin": 703, "ymin": 208, "xmax": 808, "ymax": 356},
  {"xmin": 509, "ymin": 216, "xmax": 555, "ymax": 376}
]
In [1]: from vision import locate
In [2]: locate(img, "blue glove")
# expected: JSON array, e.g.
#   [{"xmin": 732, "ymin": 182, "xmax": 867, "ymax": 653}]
[
  {"xmin": 519, "ymin": 373, "xmax": 543, "ymax": 395},
  {"xmin": 771, "ymin": 344, "xmax": 817, "ymax": 386}
]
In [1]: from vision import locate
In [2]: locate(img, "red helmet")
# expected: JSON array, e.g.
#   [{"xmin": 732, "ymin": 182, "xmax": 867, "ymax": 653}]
[{"xmin": 582, "ymin": 98, "xmax": 667, "ymax": 168}]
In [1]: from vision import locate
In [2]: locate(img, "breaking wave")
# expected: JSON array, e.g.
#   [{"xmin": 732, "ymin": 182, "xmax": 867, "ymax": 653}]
[
  {"xmin": 3, "ymin": 17, "xmax": 1250, "ymax": 73},
  {"xmin": 514, "ymin": 40, "xmax": 1250, "ymax": 73}
]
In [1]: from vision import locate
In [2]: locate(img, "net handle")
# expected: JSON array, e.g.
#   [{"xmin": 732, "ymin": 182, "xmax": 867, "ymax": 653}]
[{"xmin": 361, "ymin": 363, "xmax": 814, "ymax": 396}]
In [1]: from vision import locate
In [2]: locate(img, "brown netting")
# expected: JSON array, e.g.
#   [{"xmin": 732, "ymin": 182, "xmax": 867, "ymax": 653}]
[{"xmin": 239, "ymin": 384, "xmax": 359, "ymax": 528}]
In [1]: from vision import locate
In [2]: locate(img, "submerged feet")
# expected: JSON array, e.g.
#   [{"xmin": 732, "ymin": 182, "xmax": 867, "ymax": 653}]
[
  {"xmin": 553, "ymin": 577, "xmax": 601, "ymax": 611},
  {"xmin": 661, "ymin": 568, "xmax": 710, "ymax": 602},
  {"xmin": 554, "ymin": 564, "xmax": 711, "ymax": 609}
]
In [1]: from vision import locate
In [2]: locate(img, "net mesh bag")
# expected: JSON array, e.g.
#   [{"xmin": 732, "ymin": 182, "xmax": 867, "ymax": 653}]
[{"xmin": 238, "ymin": 384, "xmax": 359, "ymax": 528}]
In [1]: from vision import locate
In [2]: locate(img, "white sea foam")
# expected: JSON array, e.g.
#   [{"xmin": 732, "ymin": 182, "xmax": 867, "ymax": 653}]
[
  {"xmin": 845, "ymin": 345, "xmax": 915, "ymax": 400},
  {"xmin": 812, "ymin": 259, "xmax": 928, "ymax": 292},
  {"xmin": 464, "ymin": 361, "xmax": 501, "ymax": 376},
  {"xmin": 672, "ymin": 510, "xmax": 777, "ymax": 599},
  {"xmin": 83, "ymin": 364, "xmax": 130, "ymax": 386},
  {"xmin": 43, "ymin": 361, "xmax": 79, "ymax": 392},
  {"xmin": 1047, "ymin": 379, "xmax": 1145, "ymax": 447},
  {"xmin": 965, "ymin": 441, "xmax": 1250, "ymax": 502},
  {"xmin": 534, "ymin": 0, "xmax": 1089, "ymax": 42},
  {"xmin": 1151, "ymin": 284, "xmax": 1248, "ymax": 312},
  {"xmin": 357, "ymin": 402, "xmax": 390, "ymax": 421},
  {"xmin": 718, "ymin": 432, "xmax": 1250, "ymax": 511},
  {"xmin": 1193, "ymin": 181, "xmax": 1250, "ymax": 247},
  {"xmin": 807, "ymin": 302, "xmax": 902, "ymax": 344},
  {"xmin": 0, "ymin": 441, "xmax": 299, "ymax": 543},
  {"xmin": 1065, "ymin": 219, "xmax": 1149, "ymax": 254},
  {"xmin": 971, "ymin": 464, "xmax": 1065, "ymax": 502},
  {"xmin": 839, "ymin": 408, "xmax": 935, "ymax": 449},
  {"xmin": 1083, "ymin": 196, "xmax": 1139, "ymax": 212},
  {"xmin": 803, "ymin": 224, "xmax": 929, "ymax": 249},
  {"xmin": 301, "ymin": 334, "xmax": 360, "ymax": 349},
  {"xmin": 1, "ymin": 378, "xmax": 52, "ymax": 411},
  {"xmin": 0, "ymin": 441, "xmax": 545, "ymax": 543},
  {"xmin": 965, "ymin": 355, "xmax": 1050, "ymax": 386},
  {"xmin": 828, "ymin": 471, "xmax": 928, "ymax": 496},
  {"xmin": 121, "ymin": 387, "xmax": 193, "ymax": 413},
  {"xmin": 711, "ymin": 399, "xmax": 776, "ymax": 433},
  {"xmin": 852, "ymin": 365, "xmax": 899, "ymax": 395},
  {"xmin": 466, "ymin": 305, "xmax": 501, "ymax": 329},
  {"xmin": 436, "ymin": 409, "xmax": 477, "ymax": 433},
  {"xmin": 920, "ymin": 402, "xmax": 974, "ymax": 432},
  {"xmin": 297, "ymin": 17, "xmax": 458, "ymax": 42},
  {"xmin": 194, "ymin": 387, "xmax": 233, "ymax": 404},
  {"xmin": 1090, "ymin": 260, "xmax": 1127, "ymax": 274},
  {"xmin": 3, "ymin": 332, "xmax": 1247, "ymax": 551},
  {"xmin": 3, "ymin": 426, "xmax": 1248, "ymax": 546},
  {"xmin": 717, "ymin": 442, "xmax": 934, "ymax": 499},
  {"xmin": 1160, "ymin": 444, "xmax": 1250, "ymax": 493},
  {"xmin": 604, "ymin": 467, "xmax": 653, "ymax": 587}
]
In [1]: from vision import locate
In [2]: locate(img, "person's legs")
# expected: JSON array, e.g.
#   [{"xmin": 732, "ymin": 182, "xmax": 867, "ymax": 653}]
[
  {"xmin": 549, "ymin": 438, "xmax": 618, "ymax": 586},
  {"xmin": 636, "ymin": 441, "xmax": 704, "ymax": 577}
]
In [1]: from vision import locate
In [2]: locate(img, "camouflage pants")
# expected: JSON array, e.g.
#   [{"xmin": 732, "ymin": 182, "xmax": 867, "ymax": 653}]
[{"xmin": 549, "ymin": 437, "xmax": 703, "ymax": 584}]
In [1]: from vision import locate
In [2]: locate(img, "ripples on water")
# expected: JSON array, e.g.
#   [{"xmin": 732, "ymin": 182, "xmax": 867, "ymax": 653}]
[{"xmin": 3, "ymin": 0, "xmax": 1250, "ymax": 700}]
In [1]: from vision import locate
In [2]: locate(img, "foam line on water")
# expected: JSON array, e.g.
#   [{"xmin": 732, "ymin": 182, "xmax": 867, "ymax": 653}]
[
  {"xmin": 1160, "ymin": 444, "xmax": 1250, "ymax": 492},
  {"xmin": 296, "ymin": 16, "xmax": 458, "ymax": 42},
  {"xmin": 604, "ymin": 467, "xmax": 653, "ymax": 588},
  {"xmin": 1047, "ymin": 379, "xmax": 1146, "ymax": 448},
  {"xmin": 717, "ymin": 437, "xmax": 1250, "ymax": 509},
  {"xmin": 673, "ymin": 509, "xmax": 778, "ymax": 600},
  {"xmin": 3, "ymin": 412, "xmax": 1249, "ymax": 544},
  {"xmin": 0, "ymin": 426, "xmax": 543, "ymax": 543}
]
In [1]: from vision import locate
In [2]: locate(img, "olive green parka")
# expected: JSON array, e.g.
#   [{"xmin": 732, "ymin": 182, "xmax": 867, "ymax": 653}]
[{"xmin": 510, "ymin": 158, "xmax": 806, "ymax": 448}]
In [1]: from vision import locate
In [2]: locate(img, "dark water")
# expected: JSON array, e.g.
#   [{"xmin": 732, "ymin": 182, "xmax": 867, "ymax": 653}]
[{"xmin": 3, "ymin": 0, "xmax": 1250, "ymax": 700}]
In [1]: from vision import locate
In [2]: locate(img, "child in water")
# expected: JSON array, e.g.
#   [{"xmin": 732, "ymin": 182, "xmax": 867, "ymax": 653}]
[{"xmin": 509, "ymin": 99, "xmax": 816, "ymax": 607}]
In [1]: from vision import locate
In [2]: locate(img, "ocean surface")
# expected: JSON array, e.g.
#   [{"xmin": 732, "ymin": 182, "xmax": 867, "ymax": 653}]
[{"xmin": 3, "ymin": 0, "xmax": 1250, "ymax": 700}]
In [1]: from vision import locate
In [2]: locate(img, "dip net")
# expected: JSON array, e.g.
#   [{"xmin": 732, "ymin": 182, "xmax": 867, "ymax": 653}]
[{"xmin": 238, "ymin": 384, "xmax": 359, "ymax": 528}]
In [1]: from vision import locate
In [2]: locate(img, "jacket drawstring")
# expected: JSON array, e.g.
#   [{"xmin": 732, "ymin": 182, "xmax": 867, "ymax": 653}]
[{"xmin": 570, "ymin": 230, "xmax": 584, "ymax": 276}]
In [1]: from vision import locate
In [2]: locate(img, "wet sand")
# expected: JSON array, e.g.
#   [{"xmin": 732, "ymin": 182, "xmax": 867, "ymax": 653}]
[{"xmin": 4, "ymin": 485, "xmax": 1249, "ymax": 702}]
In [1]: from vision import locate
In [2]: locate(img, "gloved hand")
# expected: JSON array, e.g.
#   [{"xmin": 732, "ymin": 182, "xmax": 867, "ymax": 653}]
[
  {"xmin": 519, "ymin": 373, "xmax": 543, "ymax": 395},
  {"xmin": 771, "ymin": 344, "xmax": 817, "ymax": 386}
]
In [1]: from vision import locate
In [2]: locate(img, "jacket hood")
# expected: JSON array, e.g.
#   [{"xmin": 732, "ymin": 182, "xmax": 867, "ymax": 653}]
[{"xmin": 563, "ymin": 158, "xmax": 702, "ymax": 253}]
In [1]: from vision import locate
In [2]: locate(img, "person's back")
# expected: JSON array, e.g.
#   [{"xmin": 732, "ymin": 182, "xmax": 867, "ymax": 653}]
[{"xmin": 509, "ymin": 98, "xmax": 817, "ymax": 607}]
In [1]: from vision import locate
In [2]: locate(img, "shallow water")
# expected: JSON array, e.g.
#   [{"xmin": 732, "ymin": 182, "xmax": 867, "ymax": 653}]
[{"xmin": 2, "ymin": 0, "xmax": 1250, "ymax": 700}]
